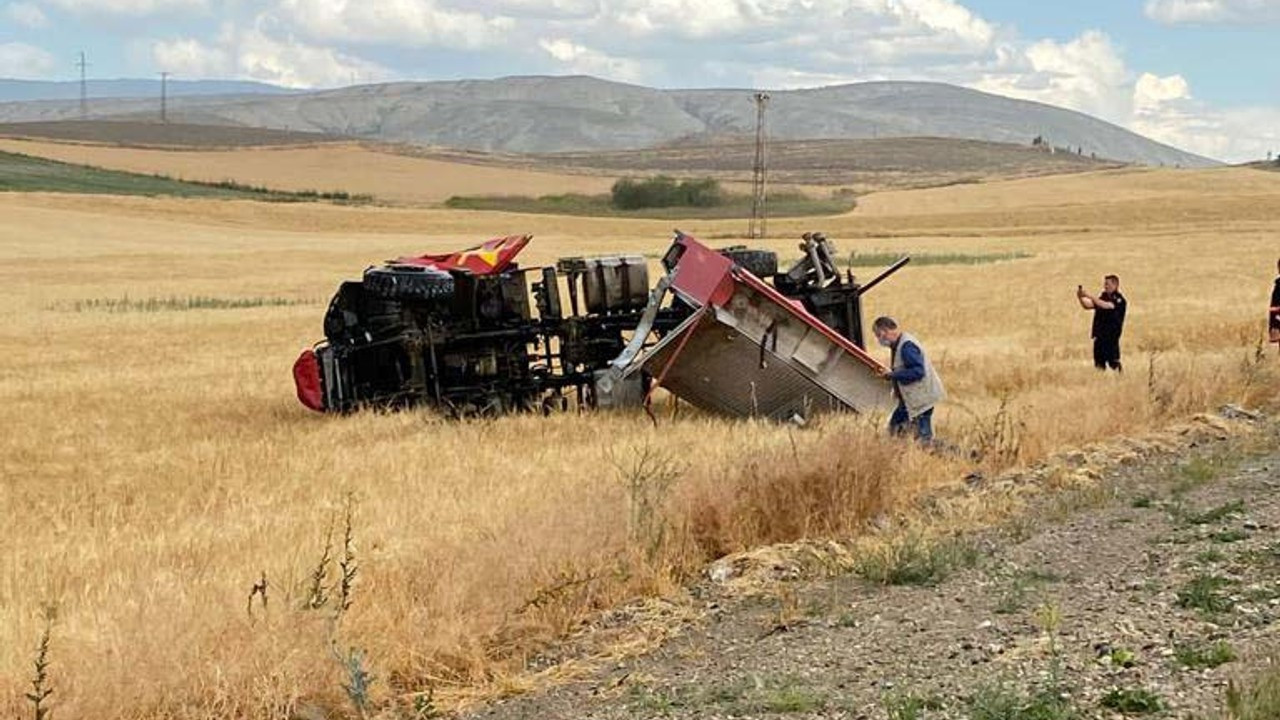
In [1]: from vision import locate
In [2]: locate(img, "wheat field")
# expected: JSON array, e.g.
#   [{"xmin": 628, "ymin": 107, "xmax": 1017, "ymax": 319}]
[
  {"xmin": 3, "ymin": 163, "xmax": 1280, "ymax": 719},
  {"xmin": 0, "ymin": 138, "xmax": 620, "ymax": 204}
]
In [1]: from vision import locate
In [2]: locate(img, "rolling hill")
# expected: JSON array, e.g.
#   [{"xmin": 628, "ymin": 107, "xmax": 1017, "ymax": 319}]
[{"xmin": 0, "ymin": 76, "xmax": 1215, "ymax": 168}]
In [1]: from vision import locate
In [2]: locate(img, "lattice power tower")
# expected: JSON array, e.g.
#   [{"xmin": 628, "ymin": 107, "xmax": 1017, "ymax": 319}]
[{"xmin": 748, "ymin": 91, "xmax": 770, "ymax": 240}]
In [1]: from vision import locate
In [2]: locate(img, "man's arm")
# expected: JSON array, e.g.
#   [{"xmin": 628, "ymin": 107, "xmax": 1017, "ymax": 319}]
[
  {"xmin": 1076, "ymin": 287, "xmax": 1095, "ymax": 309},
  {"xmin": 1081, "ymin": 292, "xmax": 1114, "ymax": 310},
  {"xmin": 886, "ymin": 342, "xmax": 926, "ymax": 384}
]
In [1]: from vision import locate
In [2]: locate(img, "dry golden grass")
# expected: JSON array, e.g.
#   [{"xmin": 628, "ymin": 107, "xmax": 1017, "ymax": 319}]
[
  {"xmin": 3, "ymin": 164, "xmax": 1280, "ymax": 719},
  {"xmin": 0, "ymin": 138, "xmax": 618, "ymax": 205}
]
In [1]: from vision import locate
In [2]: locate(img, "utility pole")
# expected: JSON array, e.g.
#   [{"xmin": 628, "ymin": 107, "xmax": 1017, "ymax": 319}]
[
  {"xmin": 158, "ymin": 71, "xmax": 170, "ymax": 123},
  {"xmin": 748, "ymin": 91, "xmax": 771, "ymax": 240},
  {"xmin": 76, "ymin": 51, "xmax": 89, "ymax": 120}
]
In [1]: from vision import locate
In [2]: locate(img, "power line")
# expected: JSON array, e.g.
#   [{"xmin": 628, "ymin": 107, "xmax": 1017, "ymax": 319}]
[
  {"xmin": 158, "ymin": 71, "xmax": 170, "ymax": 123},
  {"xmin": 748, "ymin": 91, "xmax": 770, "ymax": 240},
  {"xmin": 76, "ymin": 51, "xmax": 89, "ymax": 120}
]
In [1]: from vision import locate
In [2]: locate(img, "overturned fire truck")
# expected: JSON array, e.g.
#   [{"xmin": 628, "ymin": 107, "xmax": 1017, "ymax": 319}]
[{"xmin": 293, "ymin": 231, "xmax": 908, "ymax": 420}]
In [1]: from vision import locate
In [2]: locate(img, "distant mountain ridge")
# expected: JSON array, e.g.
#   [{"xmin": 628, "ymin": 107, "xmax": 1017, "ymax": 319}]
[{"xmin": 0, "ymin": 75, "xmax": 1216, "ymax": 167}]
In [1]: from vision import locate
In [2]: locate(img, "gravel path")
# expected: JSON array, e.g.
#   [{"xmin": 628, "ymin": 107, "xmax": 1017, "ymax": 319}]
[{"xmin": 465, "ymin": 425, "xmax": 1280, "ymax": 720}]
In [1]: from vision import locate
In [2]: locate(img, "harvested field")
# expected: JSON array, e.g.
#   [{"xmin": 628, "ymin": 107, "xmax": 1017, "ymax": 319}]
[
  {"xmin": 0, "ymin": 120, "xmax": 347, "ymax": 148},
  {"xmin": 0, "ymin": 138, "xmax": 618, "ymax": 205},
  {"xmin": 0, "ymin": 149, "xmax": 365, "ymax": 202},
  {"xmin": 855, "ymin": 165, "xmax": 1280, "ymax": 216},
  {"xmin": 525, "ymin": 137, "xmax": 1121, "ymax": 190},
  {"xmin": 0, "ymin": 133, "xmax": 1128, "ymax": 209},
  {"xmin": 2, "ymin": 163, "xmax": 1280, "ymax": 720}
]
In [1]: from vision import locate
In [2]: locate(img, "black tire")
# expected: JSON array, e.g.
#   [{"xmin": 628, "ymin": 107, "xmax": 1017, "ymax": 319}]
[
  {"xmin": 717, "ymin": 247, "xmax": 778, "ymax": 278},
  {"xmin": 363, "ymin": 264, "xmax": 455, "ymax": 302}
]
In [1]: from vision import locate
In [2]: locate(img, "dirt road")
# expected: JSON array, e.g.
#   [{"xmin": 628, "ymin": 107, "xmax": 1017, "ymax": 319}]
[{"xmin": 467, "ymin": 427, "xmax": 1280, "ymax": 719}]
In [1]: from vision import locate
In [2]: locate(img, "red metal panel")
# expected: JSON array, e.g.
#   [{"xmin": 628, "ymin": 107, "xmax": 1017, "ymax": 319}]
[
  {"xmin": 672, "ymin": 232, "xmax": 883, "ymax": 372},
  {"xmin": 293, "ymin": 349, "xmax": 324, "ymax": 412},
  {"xmin": 393, "ymin": 234, "xmax": 531, "ymax": 275},
  {"xmin": 669, "ymin": 233, "xmax": 737, "ymax": 306}
]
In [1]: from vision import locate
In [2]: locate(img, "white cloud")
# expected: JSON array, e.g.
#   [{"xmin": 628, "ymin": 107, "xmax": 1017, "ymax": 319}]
[
  {"xmin": 1133, "ymin": 71, "xmax": 1191, "ymax": 113},
  {"xmin": 0, "ymin": 41, "xmax": 57, "ymax": 78},
  {"xmin": 1131, "ymin": 72, "xmax": 1280, "ymax": 161},
  {"xmin": 270, "ymin": 0, "xmax": 514, "ymax": 49},
  {"xmin": 1144, "ymin": 0, "xmax": 1280, "ymax": 24},
  {"xmin": 4, "ymin": 1, "xmax": 48, "ymax": 27},
  {"xmin": 609, "ymin": 0, "xmax": 995, "ymax": 54},
  {"xmin": 457, "ymin": 0, "xmax": 604, "ymax": 20},
  {"xmin": 892, "ymin": 0, "xmax": 997, "ymax": 50},
  {"xmin": 973, "ymin": 30, "xmax": 1132, "ymax": 125},
  {"xmin": 150, "ymin": 25, "xmax": 391, "ymax": 88},
  {"xmin": 537, "ymin": 37, "xmax": 646, "ymax": 82},
  {"xmin": 40, "ymin": 0, "xmax": 207, "ymax": 15},
  {"xmin": 151, "ymin": 36, "xmax": 232, "ymax": 77}
]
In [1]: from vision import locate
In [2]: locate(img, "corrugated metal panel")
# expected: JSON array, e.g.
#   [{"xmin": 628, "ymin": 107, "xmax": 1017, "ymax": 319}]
[
  {"xmin": 644, "ymin": 313, "xmax": 844, "ymax": 420},
  {"xmin": 632, "ymin": 233, "xmax": 894, "ymax": 420},
  {"xmin": 640, "ymin": 307, "xmax": 891, "ymax": 420}
]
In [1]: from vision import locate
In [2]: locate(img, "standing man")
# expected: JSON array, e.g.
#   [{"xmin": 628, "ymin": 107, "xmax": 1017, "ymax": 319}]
[
  {"xmin": 1077, "ymin": 275, "xmax": 1127, "ymax": 371},
  {"xmin": 872, "ymin": 316, "xmax": 946, "ymax": 444},
  {"xmin": 1268, "ymin": 257, "xmax": 1280, "ymax": 352}
]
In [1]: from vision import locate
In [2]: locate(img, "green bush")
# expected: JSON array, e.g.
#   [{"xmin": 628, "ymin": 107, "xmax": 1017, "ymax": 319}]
[
  {"xmin": 854, "ymin": 533, "xmax": 979, "ymax": 586},
  {"xmin": 611, "ymin": 175, "xmax": 724, "ymax": 209},
  {"xmin": 1099, "ymin": 688, "xmax": 1163, "ymax": 714},
  {"xmin": 968, "ymin": 683, "xmax": 1076, "ymax": 720},
  {"xmin": 1174, "ymin": 639, "xmax": 1236, "ymax": 669}
]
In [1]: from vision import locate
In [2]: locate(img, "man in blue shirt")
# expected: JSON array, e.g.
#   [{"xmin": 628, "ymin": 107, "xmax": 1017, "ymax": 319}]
[{"xmin": 871, "ymin": 316, "xmax": 946, "ymax": 444}]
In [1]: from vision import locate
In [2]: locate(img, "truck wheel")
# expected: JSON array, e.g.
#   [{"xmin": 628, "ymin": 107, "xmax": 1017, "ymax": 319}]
[
  {"xmin": 363, "ymin": 264, "xmax": 455, "ymax": 302},
  {"xmin": 718, "ymin": 247, "xmax": 778, "ymax": 278}
]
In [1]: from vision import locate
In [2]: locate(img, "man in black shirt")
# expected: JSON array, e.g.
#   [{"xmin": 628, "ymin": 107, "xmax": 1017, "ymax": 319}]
[
  {"xmin": 1077, "ymin": 274, "xmax": 1127, "ymax": 371},
  {"xmin": 1268, "ymin": 257, "xmax": 1280, "ymax": 350}
]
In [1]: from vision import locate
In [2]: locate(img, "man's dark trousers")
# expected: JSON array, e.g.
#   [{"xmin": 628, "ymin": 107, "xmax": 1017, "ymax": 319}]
[
  {"xmin": 890, "ymin": 404, "xmax": 934, "ymax": 443},
  {"xmin": 1094, "ymin": 334, "xmax": 1122, "ymax": 371}
]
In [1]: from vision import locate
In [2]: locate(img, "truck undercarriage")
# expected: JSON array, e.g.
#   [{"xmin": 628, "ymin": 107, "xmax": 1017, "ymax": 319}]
[{"xmin": 293, "ymin": 231, "xmax": 907, "ymax": 420}]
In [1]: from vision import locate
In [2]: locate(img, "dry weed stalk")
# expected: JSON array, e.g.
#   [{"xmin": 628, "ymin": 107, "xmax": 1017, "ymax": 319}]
[
  {"xmin": 338, "ymin": 493, "xmax": 359, "ymax": 615},
  {"xmin": 26, "ymin": 606, "xmax": 55, "ymax": 720},
  {"xmin": 1237, "ymin": 337, "xmax": 1274, "ymax": 406},
  {"xmin": 518, "ymin": 564, "xmax": 605, "ymax": 614},
  {"xmin": 307, "ymin": 514, "xmax": 335, "ymax": 610},
  {"xmin": 612, "ymin": 443, "xmax": 683, "ymax": 563},
  {"xmin": 962, "ymin": 395, "xmax": 1023, "ymax": 467},
  {"xmin": 1148, "ymin": 352, "xmax": 1175, "ymax": 417},
  {"xmin": 247, "ymin": 572, "xmax": 268, "ymax": 619}
]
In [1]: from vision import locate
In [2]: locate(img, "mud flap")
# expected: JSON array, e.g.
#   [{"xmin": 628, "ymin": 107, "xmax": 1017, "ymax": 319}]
[{"xmin": 293, "ymin": 348, "xmax": 325, "ymax": 412}]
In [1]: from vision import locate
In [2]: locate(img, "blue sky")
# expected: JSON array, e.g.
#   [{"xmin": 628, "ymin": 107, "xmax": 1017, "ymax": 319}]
[{"xmin": 2, "ymin": 0, "xmax": 1278, "ymax": 161}]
